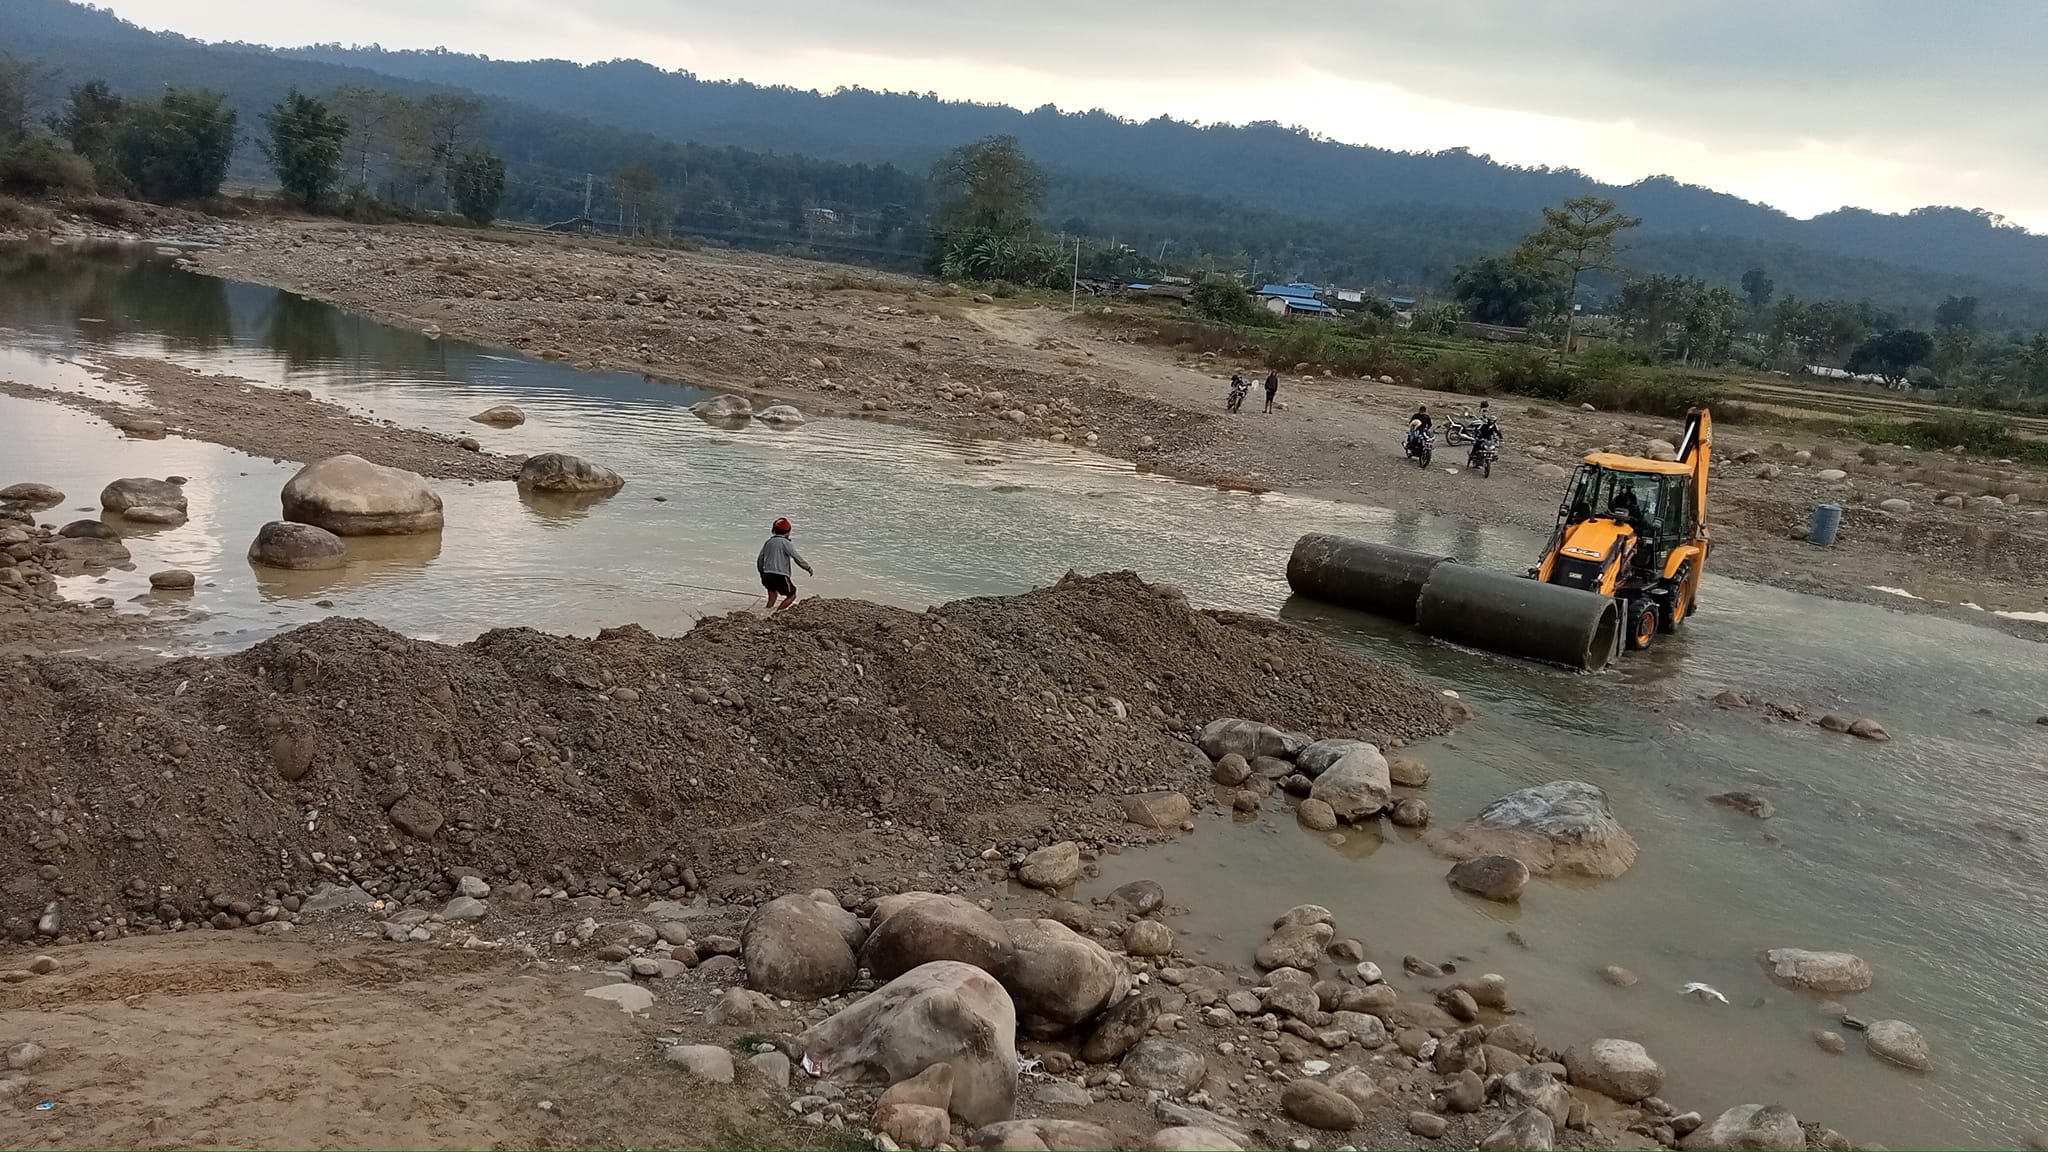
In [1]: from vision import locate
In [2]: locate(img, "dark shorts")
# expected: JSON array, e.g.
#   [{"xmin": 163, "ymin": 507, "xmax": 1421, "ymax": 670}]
[{"xmin": 761, "ymin": 572, "xmax": 796, "ymax": 596}]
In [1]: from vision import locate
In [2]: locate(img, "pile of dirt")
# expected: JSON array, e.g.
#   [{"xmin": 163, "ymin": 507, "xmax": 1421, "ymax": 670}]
[{"xmin": 1, "ymin": 572, "xmax": 1455, "ymax": 944}]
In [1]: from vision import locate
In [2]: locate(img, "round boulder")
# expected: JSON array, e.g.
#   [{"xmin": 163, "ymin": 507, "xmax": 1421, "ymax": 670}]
[
  {"xmin": 1863, "ymin": 1019, "xmax": 1931, "ymax": 1071},
  {"xmin": 470, "ymin": 404, "xmax": 526, "ymax": 426},
  {"xmin": 757, "ymin": 404, "xmax": 807, "ymax": 427},
  {"xmin": 859, "ymin": 893, "xmax": 1013, "ymax": 981},
  {"xmin": 1448, "ymin": 854, "xmax": 1529, "ymax": 901},
  {"xmin": 1564, "ymin": 1038, "xmax": 1665, "ymax": 1103},
  {"xmin": 119, "ymin": 504, "xmax": 187, "ymax": 525},
  {"xmin": 798, "ymin": 960, "xmax": 1018, "ymax": 1126},
  {"xmin": 743, "ymin": 892, "xmax": 865, "ymax": 999},
  {"xmin": 281, "ymin": 454, "xmax": 442, "ymax": 535},
  {"xmin": 100, "ymin": 477, "xmax": 187, "ymax": 515},
  {"xmin": 1307, "ymin": 744, "xmax": 1392, "ymax": 821},
  {"xmin": 149, "ymin": 569, "xmax": 196, "ymax": 590},
  {"xmin": 59, "ymin": 519, "xmax": 120, "ymax": 540},
  {"xmin": 1390, "ymin": 797, "xmax": 1431, "ymax": 828},
  {"xmin": 248, "ymin": 520, "xmax": 347, "ymax": 571},
  {"xmin": 1280, "ymin": 1079, "xmax": 1361, "ymax": 1130},
  {"xmin": 692, "ymin": 394, "xmax": 754, "ymax": 421},
  {"xmin": 1017, "ymin": 841, "xmax": 1081, "ymax": 891},
  {"xmin": 516, "ymin": 452, "xmax": 626, "ymax": 494},
  {"xmin": 1387, "ymin": 754, "xmax": 1431, "ymax": 787},
  {"xmin": 1119, "ymin": 1038, "xmax": 1205, "ymax": 1093},
  {"xmin": 1122, "ymin": 920, "xmax": 1172, "ymax": 958},
  {"xmin": 998, "ymin": 918, "xmax": 1128, "ymax": 1037}
]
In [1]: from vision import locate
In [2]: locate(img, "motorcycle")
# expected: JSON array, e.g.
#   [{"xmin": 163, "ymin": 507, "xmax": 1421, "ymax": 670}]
[
  {"xmin": 1226, "ymin": 378, "xmax": 1250, "ymax": 413},
  {"xmin": 1405, "ymin": 424, "xmax": 1434, "ymax": 468},
  {"xmin": 1444, "ymin": 413, "xmax": 1477, "ymax": 446},
  {"xmin": 1467, "ymin": 432, "xmax": 1499, "ymax": 477}
]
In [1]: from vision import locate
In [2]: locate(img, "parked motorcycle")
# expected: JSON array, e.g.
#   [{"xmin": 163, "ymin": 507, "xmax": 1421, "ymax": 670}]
[{"xmin": 1444, "ymin": 413, "xmax": 1478, "ymax": 446}]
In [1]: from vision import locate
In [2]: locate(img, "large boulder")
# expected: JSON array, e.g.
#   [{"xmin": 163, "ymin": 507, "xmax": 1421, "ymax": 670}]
[
  {"xmin": 800, "ymin": 960, "xmax": 1019, "ymax": 1126},
  {"xmin": 516, "ymin": 452, "xmax": 625, "ymax": 494},
  {"xmin": 1280, "ymin": 1080, "xmax": 1361, "ymax": 1130},
  {"xmin": 1122, "ymin": 791, "xmax": 1192, "ymax": 828},
  {"xmin": 756, "ymin": 404, "xmax": 808, "ymax": 427},
  {"xmin": 1563, "ymin": 1038, "xmax": 1665, "ymax": 1103},
  {"xmin": 1307, "ymin": 745, "xmax": 1392, "ymax": 822},
  {"xmin": 1425, "ymin": 780, "xmax": 1638, "ymax": 877},
  {"xmin": 248, "ymin": 521, "xmax": 347, "ymax": 571},
  {"xmin": 470, "ymin": 404, "xmax": 526, "ymax": 426},
  {"xmin": 691, "ymin": 394, "xmax": 753, "ymax": 421},
  {"xmin": 1196, "ymin": 718, "xmax": 1305, "ymax": 762},
  {"xmin": 281, "ymin": 454, "xmax": 443, "ymax": 535},
  {"xmin": 743, "ymin": 892, "xmax": 864, "ymax": 999},
  {"xmin": 1295, "ymin": 738, "xmax": 1372, "ymax": 779},
  {"xmin": 997, "ymin": 918, "xmax": 1128, "ymax": 1037},
  {"xmin": 1479, "ymin": 1107, "xmax": 1555, "ymax": 1151},
  {"xmin": 100, "ymin": 477, "xmax": 187, "ymax": 515},
  {"xmin": 1146, "ymin": 1127, "xmax": 1243, "ymax": 1151},
  {"xmin": 1758, "ymin": 948, "xmax": 1873, "ymax": 993},
  {"xmin": 1678, "ymin": 1105, "xmax": 1803, "ymax": 1151},
  {"xmin": 860, "ymin": 893, "xmax": 1013, "ymax": 981},
  {"xmin": 1500, "ymin": 1066, "xmax": 1572, "ymax": 1125},
  {"xmin": 1254, "ymin": 920, "xmax": 1333, "ymax": 970},
  {"xmin": 0, "ymin": 483, "xmax": 64, "ymax": 508}
]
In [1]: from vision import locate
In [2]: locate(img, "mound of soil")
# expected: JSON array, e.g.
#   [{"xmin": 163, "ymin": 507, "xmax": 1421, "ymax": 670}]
[{"xmin": 1, "ymin": 572, "xmax": 1453, "ymax": 943}]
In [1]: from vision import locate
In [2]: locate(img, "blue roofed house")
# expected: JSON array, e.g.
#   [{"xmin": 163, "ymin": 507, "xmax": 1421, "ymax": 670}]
[{"xmin": 1256, "ymin": 282, "xmax": 1338, "ymax": 317}]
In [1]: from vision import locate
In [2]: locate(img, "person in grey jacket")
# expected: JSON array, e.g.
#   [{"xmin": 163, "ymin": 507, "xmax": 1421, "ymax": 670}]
[{"xmin": 757, "ymin": 517, "xmax": 814, "ymax": 612}]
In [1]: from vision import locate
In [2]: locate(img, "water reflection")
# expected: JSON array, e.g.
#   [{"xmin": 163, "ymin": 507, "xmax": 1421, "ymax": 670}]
[
  {"xmin": 259, "ymin": 290, "xmax": 344, "ymax": 369},
  {"xmin": 518, "ymin": 488, "xmax": 624, "ymax": 524},
  {"xmin": 247, "ymin": 531, "xmax": 446, "ymax": 600}
]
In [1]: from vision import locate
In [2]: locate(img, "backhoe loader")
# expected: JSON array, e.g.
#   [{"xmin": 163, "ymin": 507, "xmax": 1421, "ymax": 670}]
[{"xmin": 1534, "ymin": 407, "xmax": 1711, "ymax": 651}]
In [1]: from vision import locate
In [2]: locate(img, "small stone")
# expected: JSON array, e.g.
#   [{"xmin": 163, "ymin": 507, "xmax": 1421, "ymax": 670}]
[
  {"xmin": 1599, "ymin": 965, "xmax": 1639, "ymax": 987},
  {"xmin": 1849, "ymin": 718, "xmax": 1891, "ymax": 742},
  {"xmin": 1448, "ymin": 855, "xmax": 1528, "ymax": 902},
  {"xmin": 582, "ymin": 982, "xmax": 654, "ymax": 1014},
  {"xmin": 1280, "ymin": 1079, "xmax": 1362, "ymax": 1130},
  {"xmin": 1124, "ymin": 920, "xmax": 1174, "ymax": 957},
  {"xmin": 1813, "ymin": 1029, "xmax": 1846, "ymax": 1054},
  {"xmin": 1437, "ymin": 987, "xmax": 1479, "ymax": 1022},
  {"xmin": 1442, "ymin": 1067, "xmax": 1486, "ymax": 1112},
  {"xmin": 148, "ymin": 569, "xmax": 195, "ymax": 590},
  {"xmin": 749, "ymin": 1050, "xmax": 791, "ymax": 1087},
  {"xmin": 1408, "ymin": 1111, "xmax": 1449, "ymax": 1139},
  {"xmin": 1212, "ymin": 754, "xmax": 1251, "ymax": 785},
  {"xmin": 1018, "ymin": 841, "xmax": 1082, "ymax": 890},
  {"xmin": 440, "ymin": 896, "xmax": 487, "ymax": 921},
  {"xmin": 1296, "ymin": 798, "xmax": 1338, "ymax": 831},
  {"xmin": 1390, "ymin": 797, "xmax": 1430, "ymax": 827},
  {"xmin": 457, "ymin": 875, "xmax": 490, "ymax": 899}
]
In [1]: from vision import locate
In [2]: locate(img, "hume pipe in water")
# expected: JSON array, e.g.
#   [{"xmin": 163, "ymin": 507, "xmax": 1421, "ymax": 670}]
[
  {"xmin": 1285, "ymin": 534, "xmax": 1452, "ymax": 623},
  {"xmin": 1285, "ymin": 533, "xmax": 1621, "ymax": 671}
]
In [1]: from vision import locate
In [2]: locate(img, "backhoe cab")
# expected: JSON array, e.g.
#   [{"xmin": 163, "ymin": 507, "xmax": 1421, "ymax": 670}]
[{"xmin": 1536, "ymin": 407, "xmax": 1711, "ymax": 651}]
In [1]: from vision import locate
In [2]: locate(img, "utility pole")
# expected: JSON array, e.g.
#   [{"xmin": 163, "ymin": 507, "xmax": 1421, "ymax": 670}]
[
  {"xmin": 582, "ymin": 173, "xmax": 593, "ymax": 222},
  {"xmin": 1070, "ymin": 237, "xmax": 1080, "ymax": 313}
]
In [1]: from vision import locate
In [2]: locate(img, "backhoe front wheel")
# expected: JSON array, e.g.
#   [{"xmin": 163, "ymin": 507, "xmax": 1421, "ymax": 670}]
[
  {"xmin": 1624, "ymin": 598, "xmax": 1658, "ymax": 651},
  {"xmin": 1658, "ymin": 563, "xmax": 1693, "ymax": 634}
]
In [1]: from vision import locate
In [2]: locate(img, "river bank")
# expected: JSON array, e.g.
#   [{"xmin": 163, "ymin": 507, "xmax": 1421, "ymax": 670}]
[{"xmin": 2, "ymin": 577, "xmax": 1878, "ymax": 1151}]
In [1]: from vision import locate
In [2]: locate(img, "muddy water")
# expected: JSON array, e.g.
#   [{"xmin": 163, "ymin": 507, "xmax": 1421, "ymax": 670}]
[{"xmin": 5, "ymin": 243, "xmax": 2048, "ymax": 1148}]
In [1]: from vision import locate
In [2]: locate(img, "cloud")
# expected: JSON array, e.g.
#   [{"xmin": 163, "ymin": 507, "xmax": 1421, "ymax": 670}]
[{"xmin": 101, "ymin": 0, "xmax": 2048, "ymax": 228}]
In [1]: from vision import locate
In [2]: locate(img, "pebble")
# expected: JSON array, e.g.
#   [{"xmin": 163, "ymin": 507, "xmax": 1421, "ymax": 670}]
[
  {"xmin": 1813, "ymin": 1029, "xmax": 1846, "ymax": 1054},
  {"xmin": 1599, "ymin": 964, "xmax": 1639, "ymax": 987},
  {"xmin": 1409, "ymin": 1111, "xmax": 1449, "ymax": 1138}
]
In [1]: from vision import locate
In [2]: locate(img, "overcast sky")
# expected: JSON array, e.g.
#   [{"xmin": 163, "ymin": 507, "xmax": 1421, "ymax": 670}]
[{"xmin": 100, "ymin": 0, "xmax": 2048, "ymax": 231}]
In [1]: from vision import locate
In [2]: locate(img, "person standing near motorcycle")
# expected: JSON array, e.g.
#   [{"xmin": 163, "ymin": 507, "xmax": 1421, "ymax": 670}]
[{"xmin": 1263, "ymin": 370, "xmax": 1280, "ymax": 413}]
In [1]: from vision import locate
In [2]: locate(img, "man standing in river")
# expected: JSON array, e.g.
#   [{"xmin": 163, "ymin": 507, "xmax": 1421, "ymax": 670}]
[{"xmin": 757, "ymin": 517, "xmax": 813, "ymax": 612}]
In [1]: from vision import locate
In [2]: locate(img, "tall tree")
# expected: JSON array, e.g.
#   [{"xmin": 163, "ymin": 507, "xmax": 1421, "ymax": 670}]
[
  {"xmin": 0, "ymin": 53, "xmax": 53, "ymax": 146},
  {"xmin": 1451, "ymin": 255, "xmax": 1566, "ymax": 327},
  {"xmin": 1933, "ymin": 294, "xmax": 1980, "ymax": 331},
  {"xmin": 930, "ymin": 134, "xmax": 1044, "ymax": 237},
  {"xmin": 262, "ymin": 88, "xmax": 350, "ymax": 208},
  {"xmin": 416, "ymin": 93, "xmax": 483, "ymax": 212},
  {"xmin": 54, "ymin": 80, "xmax": 128, "ymax": 191},
  {"xmin": 614, "ymin": 161, "xmax": 660, "ymax": 234},
  {"xmin": 329, "ymin": 84, "xmax": 389, "ymax": 194},
  {"xmin": 116, "ymin": 88, "xmax": 237, "ymax": 203},
  {"xmin": 1512, "ymin": 195, "xmax": 1641, "ymax": 358},
  {"xmin": 1740, "ymin": 266, "xmax": 1774, "ymax": 316},
  {"xmin": 449, "ymin": 147, "xmax": 505, "ymax": 225},
  {"xmin": 1848, "ymin": 329, "xmax": 1935, "ymax": 385}
]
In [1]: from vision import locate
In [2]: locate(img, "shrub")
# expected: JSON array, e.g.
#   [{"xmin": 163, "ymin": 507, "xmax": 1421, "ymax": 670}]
[{"xmin": 0, "ymin": 137, "xmax": 95, "ymax": 197}]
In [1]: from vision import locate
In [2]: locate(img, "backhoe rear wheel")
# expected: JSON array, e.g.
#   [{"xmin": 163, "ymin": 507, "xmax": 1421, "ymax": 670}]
[{"xmin": 1624, "ymin": 598, "xmax": 1658, "ymax": 651}]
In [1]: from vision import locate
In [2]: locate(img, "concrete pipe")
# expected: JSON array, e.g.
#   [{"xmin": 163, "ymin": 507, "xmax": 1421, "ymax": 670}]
[
  {"xmin": 1414, "ymin": 562, "xmax": 1621, "ymax": 672},
  {"xmin": 1286, "ymin": 535, "xmax": 1453, "ymax": 624}
]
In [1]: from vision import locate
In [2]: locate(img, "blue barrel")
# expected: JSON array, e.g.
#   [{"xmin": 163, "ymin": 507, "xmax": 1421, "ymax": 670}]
[{"xmin": 1808, "ymin": 502, "xmax": 1843, "ymax": 547}]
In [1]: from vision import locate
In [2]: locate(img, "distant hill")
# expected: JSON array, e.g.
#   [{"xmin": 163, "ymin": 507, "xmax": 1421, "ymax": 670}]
[{"xmin": 7, "ymin": 0, "xmax": 2048, "ymax": 327}]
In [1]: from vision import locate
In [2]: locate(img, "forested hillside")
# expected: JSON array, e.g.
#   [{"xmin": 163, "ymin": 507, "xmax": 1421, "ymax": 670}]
[{"xmin": 6, "ymin": 0, "xmax": 2048, "ymax": 326}]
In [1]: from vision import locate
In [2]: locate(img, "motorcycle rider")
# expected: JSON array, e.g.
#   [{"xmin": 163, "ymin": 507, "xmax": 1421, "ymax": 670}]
[
  {"xmin": 1226, "ymin": 372, "xmax": 1250, "ymax": 413},
  {"xmin": 1406, "ymin": 404, "xmax": 1434, "ymax": 459},
  {"xmin": 1467, "ymin": 400, "xmax": 1502, "ymax": 467}
]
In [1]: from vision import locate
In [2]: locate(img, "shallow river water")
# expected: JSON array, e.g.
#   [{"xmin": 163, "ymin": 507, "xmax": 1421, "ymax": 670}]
[{"xmin": 6, "ymin": 244, "xmax": 2048, "ymax": 1148}]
